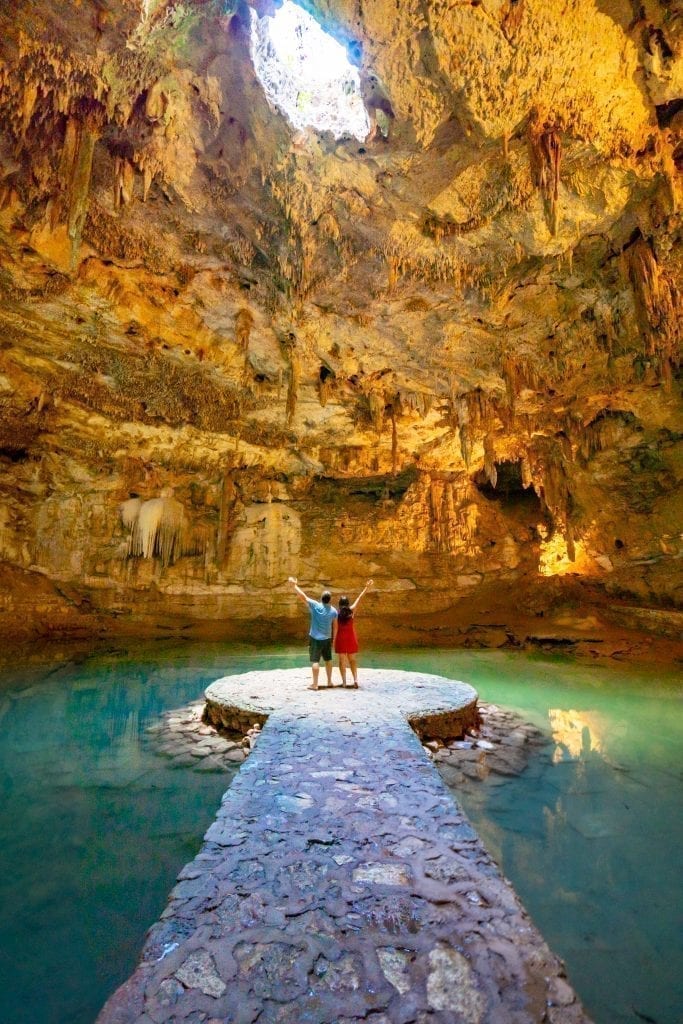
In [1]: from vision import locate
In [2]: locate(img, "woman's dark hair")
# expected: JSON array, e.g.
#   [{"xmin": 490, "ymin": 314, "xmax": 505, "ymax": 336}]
[{"xmin": 338, "ymin": 595, "xmax": 353, "ymax": 622}]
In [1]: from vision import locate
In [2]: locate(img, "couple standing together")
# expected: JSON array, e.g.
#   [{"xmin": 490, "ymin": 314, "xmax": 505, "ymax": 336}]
[{"xmin": 288, "ymin": 576, "xmax": 374, "ymax": 690}]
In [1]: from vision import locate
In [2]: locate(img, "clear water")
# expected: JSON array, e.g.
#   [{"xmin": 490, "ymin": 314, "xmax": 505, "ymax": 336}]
[{"xmin": 0, "ymin": 643, "xmax": 680, "ymax": 1024}]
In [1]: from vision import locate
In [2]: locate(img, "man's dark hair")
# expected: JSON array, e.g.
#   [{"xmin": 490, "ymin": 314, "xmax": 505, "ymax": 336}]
[{"xmin": 321, "ymin": 591, "xmax": 332, "ymax": 604}]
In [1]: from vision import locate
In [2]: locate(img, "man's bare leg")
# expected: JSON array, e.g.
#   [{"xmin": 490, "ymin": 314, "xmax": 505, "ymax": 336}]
[
  {"xmin": 324, "ymin": 659, "xmax": 334, "ymax": 687},
  {"xmin": 349, "ymin": 654, "xmax": 359, "ymax": 687},
  {"xmin": 308, "ymin": 662, "xmax": 320, "ymax": 690}
]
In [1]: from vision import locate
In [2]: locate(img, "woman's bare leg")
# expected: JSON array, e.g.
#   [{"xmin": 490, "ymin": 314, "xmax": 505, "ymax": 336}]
[
  {"xmin": 338, "ymin": 654, "xmax": 348, "ymax": 686},
  {"xmin": 349, "ymin": 654, "xmax": 359, "ymax": 686}
]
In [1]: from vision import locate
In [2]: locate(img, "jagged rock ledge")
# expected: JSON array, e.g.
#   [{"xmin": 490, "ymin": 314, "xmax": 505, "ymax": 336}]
[{"xmin": 99, "ymin": 668, "xmax": 590, "ymax": 1024}]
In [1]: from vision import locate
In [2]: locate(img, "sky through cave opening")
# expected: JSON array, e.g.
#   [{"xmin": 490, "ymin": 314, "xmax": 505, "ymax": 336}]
[{"xmin": 249, "ymin": 0, "xmax": 370, "ymax": 141}]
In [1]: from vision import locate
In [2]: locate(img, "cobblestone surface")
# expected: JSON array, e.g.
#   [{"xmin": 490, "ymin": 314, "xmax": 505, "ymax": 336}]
[{"xmin": 98, "ymin": 668, "xmax": 591, "ymax": 1024}]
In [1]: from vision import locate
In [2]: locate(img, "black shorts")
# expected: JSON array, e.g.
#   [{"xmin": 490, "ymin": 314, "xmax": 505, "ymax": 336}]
[{"xmin": 309, "ymin": 636, "xmax": 332, "ymax": 663}]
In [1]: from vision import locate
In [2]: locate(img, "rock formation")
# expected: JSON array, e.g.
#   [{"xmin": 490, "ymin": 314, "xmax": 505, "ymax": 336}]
[{"xmin": 0, "ymin": 0, "xmax": 680, "ymax": 643}]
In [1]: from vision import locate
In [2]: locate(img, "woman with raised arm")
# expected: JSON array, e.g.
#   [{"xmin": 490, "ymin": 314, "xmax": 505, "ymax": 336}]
[{"xmin": 334, "ymin": 579, "xmax": 373, "ymax": 688}]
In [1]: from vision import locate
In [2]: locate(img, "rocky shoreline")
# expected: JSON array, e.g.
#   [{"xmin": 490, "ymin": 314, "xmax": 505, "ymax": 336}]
[{"xmin": 147, "ymin": 692, "xmax": 546, "ymax": 788}]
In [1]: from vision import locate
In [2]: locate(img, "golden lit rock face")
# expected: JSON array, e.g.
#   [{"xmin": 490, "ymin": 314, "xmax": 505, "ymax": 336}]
[{"xmin": 0, "ymin": 0, "xmax": 680, "ymax": 642}]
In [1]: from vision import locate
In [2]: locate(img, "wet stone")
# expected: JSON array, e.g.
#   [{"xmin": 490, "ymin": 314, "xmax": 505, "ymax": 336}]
[
  {"xmin": 174, "ymin": 950, "xmax": 226, "ymax": 998},
  {"xmin": 313, "ymin": 953, "xmax": 362, "ymax": 993},
  {"xmin": 234, "ymin": 941, "xmax": 307, "ymax": 1000},
  {"xmin": 377, "ymin": 947, "xmax": 412, "ymax": 995},
  {"xmin": 426, "ymin": 943, "xmax": 485, "ymax": 1020},
  {"xmin": 274, "ymin": 792, "xmax": 313, "ymax": 813},
  {"xmin": 549, "ymin": 976, "xmax": 578, "ymax": 1006},
  {"xmin": 353, "ymin": 863, "xmax": 411, "ymax": 887},
  {"xmin": 97, "ymin": 667, "xmax": 590, "ymax": 1024}
]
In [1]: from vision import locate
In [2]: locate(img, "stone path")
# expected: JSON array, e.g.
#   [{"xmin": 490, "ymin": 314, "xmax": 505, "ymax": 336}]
[{"xmin": 98, "ymin": 668, "xmax": 591, "ymax": 1024}]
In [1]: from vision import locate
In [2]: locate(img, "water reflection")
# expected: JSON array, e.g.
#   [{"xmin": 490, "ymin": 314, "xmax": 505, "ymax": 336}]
[
  {"xmin": 548, "ymin": 708, "xmax": 606, "ymax": 762},
  {"xmin": 0, "ymin": 643, "xmax": 681, "ymax": 1024},
  {"xmin": 0, "ymin": 647, "xmax": 243, "ymax": 1024}
]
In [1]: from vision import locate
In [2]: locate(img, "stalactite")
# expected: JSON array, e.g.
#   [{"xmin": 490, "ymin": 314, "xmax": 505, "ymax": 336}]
[
  {"xmin": 459, "ymin": 423, "xmax": 472, "ymax": 468},
  {"xmin": 448, "ymin": 390, "xmax": 475, "ymax": 467},
  {"xmin": 423, "ymin": 211, "xmax": 489, "ymax": 240},
  {"xmin": 113, "ymin": 157, "xmax": 135, "ymax": 209},
  {"xmin": 387, "ymin": 256, "xmax": 398, "ymax": 291},
  {"xmin": 484, "ymin": 434, "xmax": 497, "ymax": 488},
  {"xmin": 566, "ymin": 523, "xmax": 576, "ymax": 563},
  {"xmin": 528, "ymin": 438, "xmax": 576, "ymax": 561},
  {"xmin": 217, "ymin": 475, "xmax": 237, "ymax": 567},
  {"xmin": 427, "ymin": 476, "xmax": 478, "ymax": 555},
  {"xmin": 463, "ymin": 388, "xmax": 498, "ymax": 431},
  {"xmin": 120, "ymin": 497, "xmax": 142, "ymax": 530},
  {"xmin": 19, "ymin": 80, "xmax": 38, "ymax": 143},
  {"xmin": 501, "ymin": 354, "xmax": 544, "ymax": 416},
  {"xmin": 623, "ymin": 237, "xmax": 681, "ymax": 373},
  {"xmin": 142, "ymin": 162, "xmax": 154, "ymax": 201},
  {"xmin": 52, "ymin": 115, "xmax": 100, "ymax": 263},
  {"xmin": 594, "ymin": 302, "xmax": 617, "ymax": 356},
  {"xmin": 379, "ymin": 234, "xmax": 477, "ymax": 292},
  {"xmin": 450, "ymin": 392, "xmax": 469, "ymax": 430},
  {"xmin": 528, "ymin": 114, "xmax": 562, "ymax": 235},
  {"xmin": 368, "ymin": 390, "xmax": 385, "ymax": 434},
  {"xmin": 122, "ymin": 493, "xmax": 188, "ymax": 567},
  {"xmin": 502, "ymin": 0, "xmax": 525, "ymax": 42},
  {"xmin": 318, "ymin": 370, "xmax": 333, "ymax": 408},
  {"xmin": 286, "ymin": 349, "xmax": 300, "ymax": 425},
  {"xmin": 235, "ymin": 308, "xmax": 254, "ymax": 350},
  {"xmin": 391, "ymin": 405, "xmax": 398, "ymax": 475},
  {"xmin": 578, "ymin": 411, "xmax": 636, "ymax": 461},
  {"xmin": 396, "ymin": 389, "xmax": 433, "ymax": 418},
  {"xmin": 501, "ymin": 355, "xmax": 521, "ymax": 414}
]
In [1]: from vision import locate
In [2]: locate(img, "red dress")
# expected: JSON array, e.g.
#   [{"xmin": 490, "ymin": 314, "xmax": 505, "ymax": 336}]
[{"xmin": 334, "ymin": 615, "xmax": 359, "ymax": 654}]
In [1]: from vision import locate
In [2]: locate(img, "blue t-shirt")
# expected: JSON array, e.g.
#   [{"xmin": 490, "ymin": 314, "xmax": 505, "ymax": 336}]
[{"xmin": 307, "ymin": 599, "xmax": 338, "ymax": 640}]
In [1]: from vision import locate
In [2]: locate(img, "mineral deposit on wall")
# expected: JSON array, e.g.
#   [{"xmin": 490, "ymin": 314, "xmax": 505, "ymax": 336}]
[{"xmin": 0, "ymin": 0, "xmax": 680, "ymax": 642}]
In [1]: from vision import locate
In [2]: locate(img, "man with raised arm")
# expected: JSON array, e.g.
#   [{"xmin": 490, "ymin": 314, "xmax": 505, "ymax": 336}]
[{"xmin": 288, "ymin": 576, "xmax": 338, "ymax": 690}]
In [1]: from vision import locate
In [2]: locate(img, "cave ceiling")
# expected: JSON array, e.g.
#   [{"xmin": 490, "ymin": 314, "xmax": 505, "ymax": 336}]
[{"xmin": 0, "ymin": 0, "xmax": 681, "ymax": 634}]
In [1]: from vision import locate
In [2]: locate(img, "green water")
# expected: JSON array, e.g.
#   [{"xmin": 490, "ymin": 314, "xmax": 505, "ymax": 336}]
[{"xmin": 0, "ymin": 644, "xmax": 681, "ymax": 1024}]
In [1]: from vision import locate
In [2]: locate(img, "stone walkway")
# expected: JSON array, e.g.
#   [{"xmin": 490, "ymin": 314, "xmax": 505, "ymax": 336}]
[{"xmin": 98, "ymin": 668, "xmax": 591, "ymax": 1024}]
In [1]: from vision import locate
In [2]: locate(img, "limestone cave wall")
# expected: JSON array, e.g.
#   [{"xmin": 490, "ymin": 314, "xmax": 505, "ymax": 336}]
[{"xmin": 0, "ymin": 0, "xmax": 680, "ymax": 643}]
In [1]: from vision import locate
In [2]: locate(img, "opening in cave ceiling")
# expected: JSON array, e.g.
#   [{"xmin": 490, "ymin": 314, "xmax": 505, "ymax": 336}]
[{"xmin": 248, "ymin": 0, "xmax": 370, "ymax": 140}]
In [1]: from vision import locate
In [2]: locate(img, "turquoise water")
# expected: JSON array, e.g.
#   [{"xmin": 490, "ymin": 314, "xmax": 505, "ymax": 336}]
[{"xmin": 0, "ymin": 643, "xmax": 681, "ymax": 1024}]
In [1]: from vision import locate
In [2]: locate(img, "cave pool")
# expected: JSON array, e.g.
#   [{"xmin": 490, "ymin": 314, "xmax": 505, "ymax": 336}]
[{"xmin": 0, "ymin": 643, "xmax": 680, "ymax": 1024}]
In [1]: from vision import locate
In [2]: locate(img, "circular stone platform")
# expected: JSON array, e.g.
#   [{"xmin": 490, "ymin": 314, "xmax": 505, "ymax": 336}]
[{"xmin": 204, "ymin": 666, "xmax": 480, "ymax": 741}]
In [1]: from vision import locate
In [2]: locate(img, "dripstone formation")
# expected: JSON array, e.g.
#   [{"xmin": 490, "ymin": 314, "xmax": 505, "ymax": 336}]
[{"xmin": 0, "ymin": 0, "xmax": 680, "ymax": 644}]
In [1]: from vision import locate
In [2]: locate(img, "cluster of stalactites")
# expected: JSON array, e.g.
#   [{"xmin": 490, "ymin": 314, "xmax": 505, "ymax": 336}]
[
  {"xmin": 427, "ymin": 476, "xmax": 479, "ymax": 556},
  {"xmin": 577, "ymin": 410, "xmax": 636, "ymax": 462},
  {"xmin": 275, "ymin": 333, "xmax": 300, "ymax": 426},
  {"xmin": 120, "ymin": 493, "xmax": 205, "ymax": 567},
  {"xmin": 528, "ymin": 113, "xmax": 562, "ymax": 236},
  {"xmin": 447, "ymin": 374, "xmax": 579, "ymax": 560},
  {"xmin": 449, "ymin": 385, "xmax": 503, "ymax": 468},
  {"xmin": 623, "ymin": 237, "xmax": 681, "ymax": 378},
  {"xmin": 360, "ymin": 384, "xmax": 435, "ymax": 473},
  {"xmin": 0, "ymin": 26, "xmax": 185, "ymax": 261}
]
